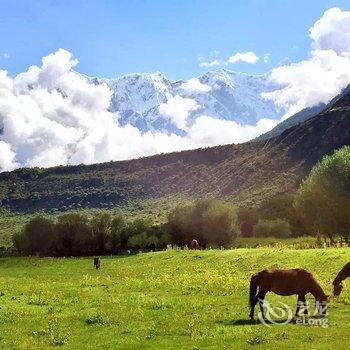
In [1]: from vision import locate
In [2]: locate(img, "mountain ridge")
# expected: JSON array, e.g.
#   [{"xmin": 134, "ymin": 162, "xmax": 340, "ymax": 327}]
[
  {"xmin": 1, "ymin": 87, "xmax": 350, "ymax": 213},
  {"xmin": 84, "ymin": 69, "xmax": 284, "ymax": 134},
  {"xmin": 257, "ymin": 84, "xmax": 350, "ymax": 140}
]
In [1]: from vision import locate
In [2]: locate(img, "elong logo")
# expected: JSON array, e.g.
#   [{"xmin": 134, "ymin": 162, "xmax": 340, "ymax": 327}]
[{"xmin": 257, "ymin": 299, "xmax": 328, "ymax": 328}]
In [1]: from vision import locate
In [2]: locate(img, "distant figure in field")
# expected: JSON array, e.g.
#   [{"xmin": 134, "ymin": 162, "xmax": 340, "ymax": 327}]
[
  {"xmin": 93, "ymin": 256, "xmax": 101, "ymax": 269},
  {"xmin": 333, "ymin": 262, "xmax": 350, "ymax": 297},
  {"xmin": 249, "ymin": 268, "xmax": 327, "ymax": 320},
  {"xmin": 191, "ymin": 239, "xmax": 199, "ymax": 250},
  {"xmin": 149, "ymin": 243, "xmax": 156, "ymax": 252}
]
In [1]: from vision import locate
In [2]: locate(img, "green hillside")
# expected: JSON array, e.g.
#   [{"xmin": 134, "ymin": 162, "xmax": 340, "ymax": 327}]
[{"xmin": 0, "ymin": 248, "xmax": 348, "ymax": 349}]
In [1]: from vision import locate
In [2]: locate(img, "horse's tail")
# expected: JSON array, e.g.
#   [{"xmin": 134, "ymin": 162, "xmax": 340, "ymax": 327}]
[{"xmin": 249, "ymin": 273, "xmax": 259, "ymax": 307}]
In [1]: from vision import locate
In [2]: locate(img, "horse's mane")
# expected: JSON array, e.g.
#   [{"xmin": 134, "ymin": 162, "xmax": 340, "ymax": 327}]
[{"xmin": 310, "ymin": 276, "xmax": 327, "ymax": 299}]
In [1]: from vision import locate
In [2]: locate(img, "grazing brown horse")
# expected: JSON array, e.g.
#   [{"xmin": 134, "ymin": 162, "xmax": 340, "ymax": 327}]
[
  {"xmin": 93, "ymin": 256, "xmax": 101, "ymax": 269},
  {"xmin": 333, "ymin": 262, "xmax": 350, "ymax": 297},
  {"xmin": 191, "ymin": 239, "xmax": 199, "ymax": 250},
  {"xmin": 249, "ymin": 268, "xmax": 327, "ymax": 320}
]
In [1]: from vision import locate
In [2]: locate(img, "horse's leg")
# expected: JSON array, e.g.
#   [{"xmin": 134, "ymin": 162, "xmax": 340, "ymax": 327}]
[
  {"xmin": 257, "ymin": 291, "xmax": 267, "ymax": 319},
  {"xmin": 249, "ymin": 296, "xmax": 258, "ymax": 320},
  {"xmin": 296, "ymin": 295, "xmax": 302, "ymax": 316},
  {"xmin": 300, "ymin": 295, "xmax": 308, "ymax": 315},
  {"xmin": 249, "ymin": 294, "xmax": 261, "ymax": 320}
]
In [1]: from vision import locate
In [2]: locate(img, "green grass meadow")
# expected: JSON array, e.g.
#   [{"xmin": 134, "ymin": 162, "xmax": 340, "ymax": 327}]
[{"xmin": 0, "ymin": 248, "xmax": 349, "ymax": 349}]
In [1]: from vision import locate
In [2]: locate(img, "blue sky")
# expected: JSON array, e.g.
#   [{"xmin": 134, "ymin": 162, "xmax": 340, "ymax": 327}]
[{"xmin": 0, "ymin": 0, "xmax": 350, "ymax": 80}]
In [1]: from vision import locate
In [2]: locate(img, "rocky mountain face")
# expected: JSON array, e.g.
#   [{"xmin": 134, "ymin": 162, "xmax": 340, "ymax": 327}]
[
  {"xmin": 88, "ymin": 69, "xmax": 284, "ymax": 134},
  {"xmin": 258, "ymin": 84, "xmax": 350, "ymax": 140},
  {"xmin": 256, "ymin": 104, "xmax": 326, "ymax": 141}
]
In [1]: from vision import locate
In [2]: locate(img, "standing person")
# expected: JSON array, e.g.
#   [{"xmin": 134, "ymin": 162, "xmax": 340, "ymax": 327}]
[{"xmin": 93, "ymin": 256, "xmax": 101, "ymax": 269}]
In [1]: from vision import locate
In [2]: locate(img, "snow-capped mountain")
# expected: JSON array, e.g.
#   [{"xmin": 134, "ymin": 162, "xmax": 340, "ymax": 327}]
[{"xmin": 87, "ymin": 69, "xmax": 284, "ymax": 134}]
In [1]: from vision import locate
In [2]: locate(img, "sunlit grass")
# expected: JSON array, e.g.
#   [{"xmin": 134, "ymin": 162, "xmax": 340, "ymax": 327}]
[{"xmin": 0, "ymin": 248, "xmax": 349, "ymax": 349}]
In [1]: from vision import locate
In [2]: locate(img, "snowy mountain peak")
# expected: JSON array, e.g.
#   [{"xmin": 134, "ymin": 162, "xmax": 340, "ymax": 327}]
[{"xmin": 85, "ymin": 69, "xmax": 284, "ymax": 134}]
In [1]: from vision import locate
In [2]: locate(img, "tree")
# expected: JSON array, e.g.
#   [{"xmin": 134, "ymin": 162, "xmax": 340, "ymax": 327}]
[
  {"xmin": 294, "ymin": 146, "xmax": 350, "ymax": 242},
  {"xmin": 23, "ymin": 216, "xmax": 55, "ymax": 255},
  {"xmin": 91, "ymin": 212, "xmax": 111, "ymax": 253},
  {"xmin": 12, "ymin": 231, "xmax": 29, "ymax": 254},
  {"xmin": 146, "ymin": 235, "xmax": 159, "ymax": 249},
  {"xmin": 54, "ymin": 213, "xmax": 92, "ymax": 255},
  {"xmin": 253, "ymin": 219, "xmax": 291, "ymax": 238},
  {"xmin": 128, "ymin": 232, "xmax": 148, "ymax": 250},
  {"xmin": 167, "ymin": 204, "xmax": 193, "ymax": 246},
  {"xmin": 202, "ymin": 200, "xmax": 239, "ymax": 246},
  {"xmin": 168, "ymin": 198, "xmax": 238, "ymax": 247},
  {"xmin": 127, "ymin": 218, "xmax": 152, "ymax": 236},
  {"xmin": 238, "ymin": 207, "xmax": 259, "ymax": 237},
  {"xmin": 159, "ymin": 231, "xmax": 172, "ymax": 247},
  {"xmin": 258, "ymin": 194, "xmax": 306, "ymax": 236},
  {"xmin": 259, "ymin": 194, "xmax": 294, "ymax": 221},
  {"xmin": 109, "ymin": 214, "xmax": 126, "ymax": 253}
]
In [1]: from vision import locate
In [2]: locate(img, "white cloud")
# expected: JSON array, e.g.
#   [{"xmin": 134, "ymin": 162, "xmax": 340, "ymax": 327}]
[
  {"xmin": 199, "ymin": 59, "xmax": 220, "ymax": 67},
  {"xmin": 158, "ymin": 95, "xmax": 199, "ymax": 130},
  {"xmin": 0, "ymin": 49, "xmax": 276, "ymax": 172},
  {"xmin": 0, "ymin": 70, "xmax": 13, "ymax": 90},
  {"xmin": 180, "ymin": 78, "xmax": 211, "ymax": 93},
  {"xmin": 277, "ymin": 57, "xmax": 291, "ymax": 67},
  {"xmin": 310, "ymin": 7, "xmax": 350, "ymax": 53},
  {"xmin": 227, "ymin": 51, "xmax": 259, "ymax": 64},
  {"xmin": 0, "ymin": 49, "xmax": 177, "ymax": 170},
  {"xmin": 263, "ymin": 54, "xmax": 270, "ymax": 64},
  {"xmin": 263, "ymin": 7, "xmax": 350, "ymax": 119},
  {"xmin": 198, "ymin": 51, "xmax": 220, "ymax": 68},
  {"xmin": 188, "ymin": 116, "xmax": 277, "ymax": 146},
  {"xmin": 0, "ymin": 141, "xmax": 18, "ymax": 171}
]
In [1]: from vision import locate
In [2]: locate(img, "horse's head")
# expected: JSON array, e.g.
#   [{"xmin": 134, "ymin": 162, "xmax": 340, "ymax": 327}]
[{"xmin": 333, "ymin": 282, "xmax": 343, "ymax": 297}]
